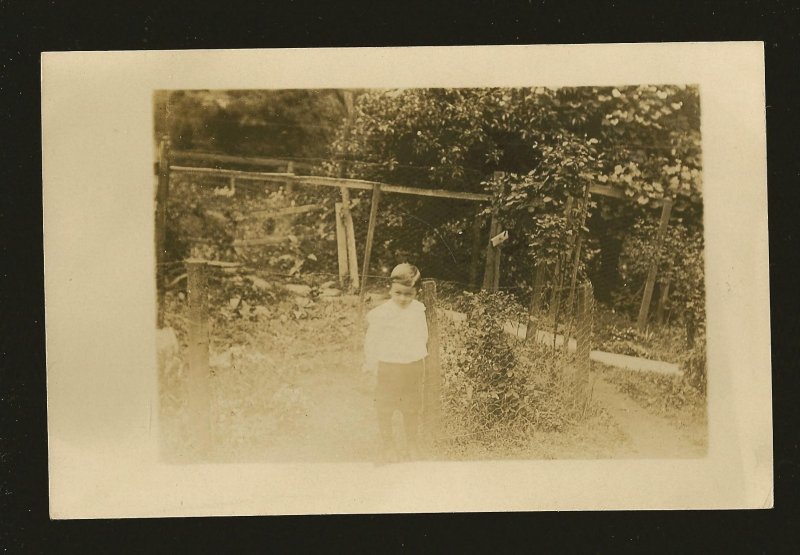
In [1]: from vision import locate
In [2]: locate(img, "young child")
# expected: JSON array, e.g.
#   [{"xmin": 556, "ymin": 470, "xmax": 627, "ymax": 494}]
[{"xmin": 363, "ymin": 263, "xmax": 429, "ymax": 462}]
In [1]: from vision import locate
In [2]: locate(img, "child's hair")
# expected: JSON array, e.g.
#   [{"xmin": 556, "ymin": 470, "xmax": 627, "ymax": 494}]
[{"xmin": 390, "ymin": 263, "xmax": 421, "ymax": 287}]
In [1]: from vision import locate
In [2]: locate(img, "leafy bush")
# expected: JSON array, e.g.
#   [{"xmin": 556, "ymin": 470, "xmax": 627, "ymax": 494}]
[
  {"xmin": 619, "ymin": 217, "xmax": 705, "ymax": 332},
  {"xmin": 681, "ymin": 329, "xmax": 707, "ymax": 393},
  {"xmin": 440, "ymin": 291, "xmax": 593, "ymax": 445},
  {"xmin": 165, "ymin": 172, "xmax": 339, "ymax": 276}
]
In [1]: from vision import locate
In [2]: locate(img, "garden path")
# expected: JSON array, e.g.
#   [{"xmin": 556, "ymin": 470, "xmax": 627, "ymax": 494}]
[
  {"xmin": 259, "ymin": 360, "xmax": 705, "ymax": 462},
  {"xmin": 591, "ymin": 375, "xmax": 707, "ymax": 458},
  {"xmin": 258, "ymin": 351, "xmax": 381, "ymax": 463}
]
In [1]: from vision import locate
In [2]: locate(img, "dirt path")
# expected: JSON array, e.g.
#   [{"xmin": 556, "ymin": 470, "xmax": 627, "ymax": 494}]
[
  {"xmin": 591, "ymin": 376, "xmax": 707, "ymax": 458},
  {"xmin": 261, "ymin": 353, "xmax": 381, "ymax": 463},
  {"xmin": 261, "ymin": 368, "xmax": 707, "ymax": 462},
  {"xmin": 228, "ymin": 351, "xmax": 705, "ymax": 462}
]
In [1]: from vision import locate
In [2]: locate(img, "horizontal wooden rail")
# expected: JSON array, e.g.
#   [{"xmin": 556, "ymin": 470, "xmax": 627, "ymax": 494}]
[
  {"xmin": 299, "ymin": 175, "xmax": 491, "ymax": 202},
  {"xmin": 172, "ymin": 150, "xmax": 315, "ymax": 172},
  {"xmin": 171, "ymin": 165, "xmax": 292, "ymax": 181},
  {"xmin": 241, "ymin": 203, "xmax": 324, "ymax": 221},
  {"xmin": 172, "ymin": 164, "xmax": 628, "ymax": 201},
  {"xmin": 232, "ymin": 236, "xmax": 289, "ymax": 247},
  {"xmin": 171, "ymin": 165, "xmax": 492, "ymax": 202}
]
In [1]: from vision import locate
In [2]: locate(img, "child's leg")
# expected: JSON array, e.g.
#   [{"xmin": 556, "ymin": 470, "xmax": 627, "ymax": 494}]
[
  {"xmin": 402, "ymin": 409, "xmax": 419, "ymax": 449},
  {"xmin": 399, "ymin": 360, "xmax": 424, "ymax": 454},
  {"xmin": 375, "ymin": 362, "xmax": 399, "ymax": 457},
  {"xmin": 377, "ymin": 405, "xmax": 394, "ymax": 446}
]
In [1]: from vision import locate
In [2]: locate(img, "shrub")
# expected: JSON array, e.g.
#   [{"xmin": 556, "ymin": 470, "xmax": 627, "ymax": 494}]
[
  {"xmin": 681, "ymin": 329, "xmax": 707, "ymax": 393},
  {"xmin": 441, "ymin": 290, "xmax": 593, "ymax": 445}
]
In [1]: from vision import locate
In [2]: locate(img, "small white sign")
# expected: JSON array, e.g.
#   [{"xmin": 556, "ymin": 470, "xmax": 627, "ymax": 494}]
[{"xmin": 490, "ymin": 230, "xmax": 509, "ymax": 247}]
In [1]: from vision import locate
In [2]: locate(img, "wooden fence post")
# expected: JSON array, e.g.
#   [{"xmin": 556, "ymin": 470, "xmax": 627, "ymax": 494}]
[
  {"xmin": 334, "ymin": 202, "xmax": 349, "ymax": 288},
  {"xmin": 656, "ymin": 279, "xmax": 671, "ymax": 324},
  {"xmin": 549, "ymin": 195, "xmax": 575, "ymax": 319},
  {"xmin": 576, "ymin": 282, "xmax": 593, "ymax": 361},
  {"xmin": 186, "ymin": 259, "xmax": 211, "ymax": 452},
  {"xmin": 566, "ymin": 185, "xmax": 591, "ymax": 312},
  {"xmin": 339, "ymin": 186, "xmax": 359, "ymax": 293},
  {"xmin": 525, "ymin": 261, "xmax": 546, "ymax": 343},
  {"xmin": 468, "ymin": 213, "xmax": 483, "ymax": 290},
  {"xmin": 284, "ymin": 160, "xmax": 295, "ymax": 195},
  {"xmin": 482, "ymin": 211, "xmax": 499, "ymax": 291},
  {"xmin": 482, "ymin": 171, "xmax": 504, "ymax": 292},
  {"xmin": 358, "ymin": 183, "xmax": 382, "ymax": 304},
  {"xmin": 421, "ymin": 279, "xmax": 442, "ymax": 445},
  {"xmin": 575, "ymin": 282, "xmax": 594, "ymax": 417},
  {"xmin": 155, "ymin": 136, "xmax": 170, "ymax": 328},
  {"xmin": 637, "ymin": 197, "xmax": 674, "ymax": 331}
]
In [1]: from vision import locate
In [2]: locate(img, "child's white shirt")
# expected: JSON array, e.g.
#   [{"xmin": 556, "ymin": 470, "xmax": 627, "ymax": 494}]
[{"xmin": 364, "ymin": 299, "xmax": 429, "ymax": 368}]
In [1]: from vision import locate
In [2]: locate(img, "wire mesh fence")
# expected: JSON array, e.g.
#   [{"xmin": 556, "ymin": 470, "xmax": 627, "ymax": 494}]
[
  {"xmin": 158, "ymin": 252, "xmax": 597, "ymax": 459},
  {"xmin": 157, "ymin": 150, "xmax": 605, "ymax": 460}
]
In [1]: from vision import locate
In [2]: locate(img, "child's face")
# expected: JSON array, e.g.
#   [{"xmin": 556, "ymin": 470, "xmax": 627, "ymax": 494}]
[{"xmin": 389, "ymin": 282, "xmax": 417, "ymax": 308}]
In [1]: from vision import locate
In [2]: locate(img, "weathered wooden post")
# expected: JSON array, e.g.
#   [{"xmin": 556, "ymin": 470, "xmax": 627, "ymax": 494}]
[
  {"xmin": 576, "ymin": 282, "xmax": 593, "ymax": 361},
  {"xmin": 358, "ymin": 183, "xmax": 382, "ymax": 305},
  {"xmin": 656, "ymin": 279, "xmax": 671, "ymax": 324},
  {"xmin": 468, "ymin": 213, "xmax": 484, "ymax": 290},
  {"xmin": 338, "ymin": 184, "xmax": 360, "ymax": 293},
  {"xmin": 284, "ymin": 160, "xmax": 295, "ymax": 195},
  {"xmin": 525, "ymin": 261, "xmax": 546, "ymax": 343},
  {"xmin": 637, "ymin": 197, "xmax": 674, "ymax": 331},
  {"xmin": 566, "ymin": 185, "xmax": 591, "ymax": 312},
  {"xmin": 155, "ymin": 136, "xmax": 171, "ymax": 328},
  {"xmin": 482, "ymin": 171, "xmax": 504, "ymax": 292},
  {"xmin": 549, "ymin": 195, "xmax": 575, "ymax": 319},
  {"xmin": 421, "ymin": 279, "xmax": 442, "ymax": 447},
  {"xmin": 482, "ymin": 212, "xmax": 499, "ymax": 291},
  {"xmin": 334, "ymin": 202, "xmax": 349, "ymax": 289},
  {"xmin": 576, "ymin": 282, "xmax": 594, "ymax": 417},
  {"xmin": 186, "ymin": 259, "xmax": 212, "ymax": 452}
]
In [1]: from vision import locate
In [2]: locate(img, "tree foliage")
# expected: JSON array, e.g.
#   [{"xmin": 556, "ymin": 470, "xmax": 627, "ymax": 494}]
[
  {"xmin": 331, "ymin": 86, "xmax": 703, "ymax": 299},
  {"xmin": 156, "ymin": 86, "xmax": 704, "ymax": 321},
  {"xmin": 155, "ymin": 89, "xmax": 349, "ymax": 159}
]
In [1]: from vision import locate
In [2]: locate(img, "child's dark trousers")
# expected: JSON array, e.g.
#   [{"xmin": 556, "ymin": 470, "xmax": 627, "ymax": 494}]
[{"xmin": 375, "ymin": 359, "xmax": 424, "ymax": 449}]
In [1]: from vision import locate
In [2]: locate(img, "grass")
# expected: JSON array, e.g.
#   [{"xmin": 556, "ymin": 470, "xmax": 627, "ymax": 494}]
[
  {"xmin": 591, "ymin": 303, "xmax": 690, "ymax": 364},
  {"xmin": 594, "ymin": 361, "xmax": 706, "ymax": 429},
  {"xmin": 158, "ymin": 274, "xmax": 705, "ymax": 462}
]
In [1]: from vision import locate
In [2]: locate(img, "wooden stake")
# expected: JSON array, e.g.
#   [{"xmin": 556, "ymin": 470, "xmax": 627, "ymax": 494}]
[
  {"xmin": 359, "ymin": 183, "xmax": 382, "ymax": 304},
  {"xmin": 482, "ymin": 212, "xmax": 500, "ymax": 291},
  {"xmin": 637, "ymin": 198, "xmax": 674, "ymax": 331},
  {"xmin": 549, "ymin": 196, "xmax": 575, "ymax": 319},
  {"xmin": 421, "ymin": 279, "xmax": 442, "ymax": 443},
  {"xmin": 577, "ymin": 282, "xmax": 593, "ymax": 361},
  {"xmin": 525, "ymin": 262, "xmax": 546, "ymax": 342},
  {"xmin": 155, "ymin": 136, "xmax": 170, "ymax": 328},
  {"xmin": 566, "ymin": 185, "xmax": 592, "ymax": 312},
  {"xmin": 334, "ymin": 203, "xmax": 349, "ymax": 288},
  {"xmin": 656, "ymin": 278, "xmax": 671, "ymax": 324},
  {"xmin": 469, "ymin": 213, "xmax": 483, "ymax": 290},
  {"xmin": 482, "ymin": 171, "xmax": 505, "ymax": 292},
  {"xmin": 339, "ymin": 187, "xmax": 359, "ymax": 292},
  {"xmin": 186, "ymin": 259, "xmax": 211, "ymax": 452},
  {"xmin": 285, "ymin": 161, "xmax": 295, "ymax": 195}
]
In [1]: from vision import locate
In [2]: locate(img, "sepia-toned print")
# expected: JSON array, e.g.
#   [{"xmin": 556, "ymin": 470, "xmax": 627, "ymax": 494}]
[{"xmin": 153, "ymin": 86, "xmax": 707, "ymax": 464}]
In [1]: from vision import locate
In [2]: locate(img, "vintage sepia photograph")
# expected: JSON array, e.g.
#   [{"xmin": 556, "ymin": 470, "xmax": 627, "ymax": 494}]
[
  {"xmin": 153, "ymin": 86, "xmax": 707, "ymax": 464},
  {"xmin": 43, "ymin": 44, "xmax": 771, "ymax": 516}
]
